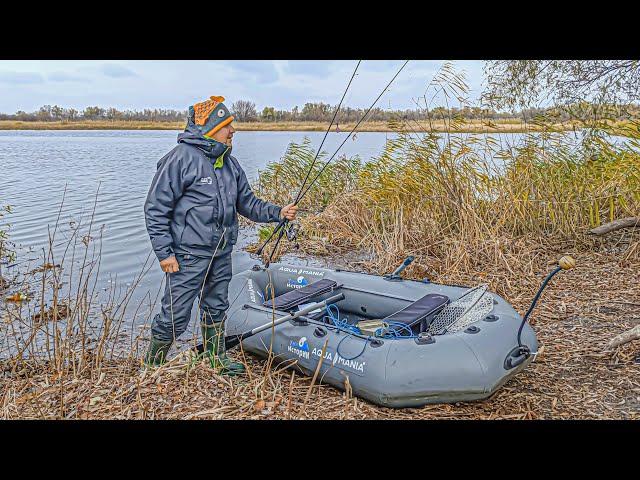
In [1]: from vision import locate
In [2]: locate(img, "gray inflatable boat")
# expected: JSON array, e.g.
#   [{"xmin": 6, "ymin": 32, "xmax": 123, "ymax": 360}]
[{"xmin": 221, "ymin": 258, "xmax": 553, "ymax": 408}]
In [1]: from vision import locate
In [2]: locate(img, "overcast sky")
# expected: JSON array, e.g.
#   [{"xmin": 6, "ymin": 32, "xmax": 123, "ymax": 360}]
[{"xmin": 0, "ymin": 60, "xmax": 485, "ymax": 113}]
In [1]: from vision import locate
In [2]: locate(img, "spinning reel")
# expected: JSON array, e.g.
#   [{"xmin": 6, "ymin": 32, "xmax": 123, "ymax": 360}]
[{"xmin": 285, "ymin": 222, "xmax": 300, "ymax": 249}]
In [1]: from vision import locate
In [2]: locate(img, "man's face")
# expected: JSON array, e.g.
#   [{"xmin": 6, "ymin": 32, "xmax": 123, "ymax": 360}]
[{"xmin": 211, "ymin": 123, "xmax": 236, "ymax": 146}]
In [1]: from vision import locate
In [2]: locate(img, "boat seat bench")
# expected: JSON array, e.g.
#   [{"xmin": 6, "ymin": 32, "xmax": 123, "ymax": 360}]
[
  {"xmin": 262, "ymin": 278, "xmax": 340, "ymax": 311},
  {"xmin": 263, "ymin": 278, "xmax": 450, "ymax": 333},
  {"xmin": 382, "ymin": 293, "xmax": 449, "ymax": 333}
]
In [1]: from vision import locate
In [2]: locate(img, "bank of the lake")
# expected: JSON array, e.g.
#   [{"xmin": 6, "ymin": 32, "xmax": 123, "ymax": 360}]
[{"xmin": 0, "ymin": 119, "xmax": 582, "ymax": 133}]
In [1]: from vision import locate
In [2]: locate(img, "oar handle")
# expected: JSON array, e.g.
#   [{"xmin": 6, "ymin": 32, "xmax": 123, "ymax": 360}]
[{"xmin": 516, "ymin": 255, "xmax": 576, "ymax": 349}]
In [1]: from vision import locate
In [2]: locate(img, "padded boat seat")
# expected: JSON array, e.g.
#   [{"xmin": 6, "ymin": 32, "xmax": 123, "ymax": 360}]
[
  {"xmin": 263, "ymin": 278, "xmax": 340, "ymax": 311},
  {"xmin": 382, "ymin": 293, "xmax": 449, "ymax": 333}
]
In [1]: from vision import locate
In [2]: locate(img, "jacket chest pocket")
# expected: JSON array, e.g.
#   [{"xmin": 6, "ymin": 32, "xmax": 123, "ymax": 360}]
[{"xmin": 180, "ymin": 205, "xmax": 219, "ymax": 247}]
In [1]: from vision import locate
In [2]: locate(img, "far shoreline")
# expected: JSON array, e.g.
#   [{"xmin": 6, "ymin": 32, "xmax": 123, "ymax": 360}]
[{"xmin": 0, "ymin": 119, "xmax": 584, "ymax": 134}]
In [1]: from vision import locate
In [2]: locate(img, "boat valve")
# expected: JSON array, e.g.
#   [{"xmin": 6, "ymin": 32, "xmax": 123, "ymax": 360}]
[{"xmin": 504, "ymin": 345, "xmax": 531, "ymax": 369}]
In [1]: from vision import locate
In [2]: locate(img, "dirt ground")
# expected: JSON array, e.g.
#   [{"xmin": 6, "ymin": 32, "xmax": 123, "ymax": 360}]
[{"xmin": 2, "ymin": 245, "xmax": 639, "ymax": 420}]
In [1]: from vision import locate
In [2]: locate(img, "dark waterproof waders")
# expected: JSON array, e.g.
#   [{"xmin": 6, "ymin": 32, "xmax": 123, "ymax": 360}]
[{"xmin": 144, "ymin": 250, "xmax": 245, "ymax": 374}]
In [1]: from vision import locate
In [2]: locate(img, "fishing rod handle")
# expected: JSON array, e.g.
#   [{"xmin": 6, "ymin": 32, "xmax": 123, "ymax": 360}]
[
  {"xmin": 256, "ymin": 218, "xmax": 287, "ymax": 255},
  {"xmin": 265, "ymin": 223, "xmax": 288, "ymax": 267}
]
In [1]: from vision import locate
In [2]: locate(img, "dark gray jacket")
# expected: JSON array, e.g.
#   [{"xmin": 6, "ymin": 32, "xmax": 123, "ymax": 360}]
[{"xmin": 144, "ymin": 123, "xmax": 281, "ymax": 260}]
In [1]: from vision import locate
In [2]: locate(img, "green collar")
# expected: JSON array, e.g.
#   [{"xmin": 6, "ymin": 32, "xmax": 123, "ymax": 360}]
[{"xmin": 214, "ymin": 146, "xmax": 229, "ymax": 169}]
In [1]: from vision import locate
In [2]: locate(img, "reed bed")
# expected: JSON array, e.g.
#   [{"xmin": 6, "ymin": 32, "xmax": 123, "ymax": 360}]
[
  {"xmin": 253, "ymin": 126, "xmax": 640, "ymax": 280},
  {"xmin": 0, "ymin": 119, "xmax": 581, "ymax": 133}
]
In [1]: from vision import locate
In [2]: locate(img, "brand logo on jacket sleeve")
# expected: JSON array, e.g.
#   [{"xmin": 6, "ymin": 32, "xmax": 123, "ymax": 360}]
[{"xmin": 199, "ymin": 177, "xmax": 213, "ymax": 184}]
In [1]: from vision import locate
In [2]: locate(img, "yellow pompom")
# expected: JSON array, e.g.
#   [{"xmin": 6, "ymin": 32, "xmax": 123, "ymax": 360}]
[{"xmin": 558, "ymin": 256, "xmax": 576, "ymax": 270}]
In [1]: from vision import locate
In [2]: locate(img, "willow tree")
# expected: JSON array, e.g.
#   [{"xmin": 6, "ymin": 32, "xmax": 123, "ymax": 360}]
[{"xmin": 482, "ymin": 60, "xmax": 640, "ymax": 126}]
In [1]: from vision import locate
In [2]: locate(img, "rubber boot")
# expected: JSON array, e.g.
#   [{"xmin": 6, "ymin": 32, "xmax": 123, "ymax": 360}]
[
  {"xmin": 201, "ymin": 322, "xmax": 245, "ymax": 376},
  {"xmin": 144, "ymin": 337, "xmax": 172, "ymax": 368}
]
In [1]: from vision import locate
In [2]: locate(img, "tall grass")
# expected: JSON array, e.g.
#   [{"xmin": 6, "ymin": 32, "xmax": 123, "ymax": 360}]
[
  {"xmin": 253, "ymin": 67, "xmax": 640, "ymax": 292},
  {"xmin": 254, "ymin": 138, "xmax": 362, "ymax": 211},
  {"xmin": 0, "ymin": 188, "xmax": 317, "ymax": 419},
  {"xmin": 0, "ymin": 187, "xmax": 156, "ymax": 411}
]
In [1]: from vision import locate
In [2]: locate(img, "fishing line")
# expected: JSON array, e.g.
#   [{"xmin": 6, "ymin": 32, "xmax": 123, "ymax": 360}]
[
  {"xmin": 256, "ymin": 60, "xmax": 361, "ymax": 257},
  {"xmin": 195, "ymin": 227, "xmax": 227, "ymax": 351},
  {"xmin": 263, "ymin": 60, "xmax": 410, "ymax": 265},
  {"xmin": 168, "ymin": 272, "xmax": 175, "ymax": 346},
  {"xmin": 298, "ymin": 60, "xmax": 409, "ymax": 202},
  {"xmin": 293, "ymin": 60, "xmax": 361, "ymax": 205}
]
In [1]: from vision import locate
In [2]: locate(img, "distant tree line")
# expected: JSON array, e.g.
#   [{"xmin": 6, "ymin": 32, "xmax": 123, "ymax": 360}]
[
  {"xmin": 2, "ymin": 101, "xmax": 638, "ymax": 124},
  {"xmin": 0, "ymin": 105, "xmax": 187, "ymax": 122}
]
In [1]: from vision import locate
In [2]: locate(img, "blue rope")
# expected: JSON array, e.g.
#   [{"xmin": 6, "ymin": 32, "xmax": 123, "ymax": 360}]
[
  {"xmin": 324, "ymin": 304, "xmax": 369, "ymax": 360},
  {"xmin": 324, "ymin": 303, "xmax": 361, "ymax": 335},
  {"xmin": 324, "ymin": 304, "xmax": 416, "ymax": 340},
  {"xmin": 375, "ymin": 321, "xmax": 418, "ymax": 339},
  {"xmin": 319, "ymin": 304, "xmax": 420, "ymax": 364}
]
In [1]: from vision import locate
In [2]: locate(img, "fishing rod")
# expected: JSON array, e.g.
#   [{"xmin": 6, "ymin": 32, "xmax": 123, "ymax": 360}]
[
  {"xmin": 292, "ymin": 61, "xmax": 361, "ymax": 207},
  {"xmin": 256, "ymin": 60, "xmax": 362, "ymax": 257},
  {"xmin": 298, "ymin": 61, "xmax": 409, "ymax": 202},
  {"xmin": 260, "ymin": 60, "xmax": 411, "ymax": 267}
]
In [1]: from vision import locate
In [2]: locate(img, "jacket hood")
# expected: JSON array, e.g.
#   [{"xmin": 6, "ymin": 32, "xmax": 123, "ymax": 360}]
[{"xmin": 177, "ymin": 120, "xmax": 230, "ymax": 158}]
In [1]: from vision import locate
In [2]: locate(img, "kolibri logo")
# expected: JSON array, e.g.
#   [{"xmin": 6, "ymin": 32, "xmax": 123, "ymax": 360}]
[
  {"xmin": 286, "ymin": 275, "xmax": 309, "ymax": 289},
  {"xmin": 288, "ymin": 336, "xmax": 310, "ymax": 359}
]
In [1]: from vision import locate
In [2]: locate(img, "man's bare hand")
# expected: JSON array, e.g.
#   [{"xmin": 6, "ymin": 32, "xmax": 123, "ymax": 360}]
[
  {"xmin": 280, "ymin": 203, "xmax": 298, "ymax": 221},
  {"xmin": 160, "ymin": 255, "xmax": 179, "ymax": 273}
]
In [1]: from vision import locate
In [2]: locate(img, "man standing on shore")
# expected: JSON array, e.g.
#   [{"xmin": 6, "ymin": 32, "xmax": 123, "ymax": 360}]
[{"xmin": 143, "ymin": 95, "xmax": 298, "ymax": 374}]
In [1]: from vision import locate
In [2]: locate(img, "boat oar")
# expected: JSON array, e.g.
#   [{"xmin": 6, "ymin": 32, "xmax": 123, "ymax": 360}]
[
  {"xmin": 383, "ymin": 256, "xmax": 415, "ymax": 281},
  {"xmin": 195, "ymin": 293, "xmax": 345, "ymax": 353}
]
